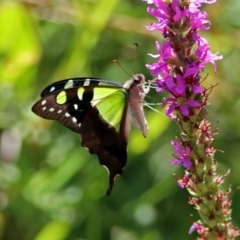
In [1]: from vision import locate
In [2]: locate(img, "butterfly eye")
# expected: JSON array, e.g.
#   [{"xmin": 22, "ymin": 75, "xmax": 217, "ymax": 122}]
[{"xmin": 133, "ymin": 76, "xmax": 140, "ymax": 84}]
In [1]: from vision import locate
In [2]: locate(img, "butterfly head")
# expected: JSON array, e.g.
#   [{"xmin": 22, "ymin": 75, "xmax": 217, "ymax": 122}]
[
  {"xmin": 124, "ymin": 73, "xmax": 146, "ymax": 92},
  {"xmin": 132, "ymin": 73, "xmax": 145, "ymax": 85},
  {"xmin": 131, "ymin": 74, "xmax": 150, "ymax": 95}
]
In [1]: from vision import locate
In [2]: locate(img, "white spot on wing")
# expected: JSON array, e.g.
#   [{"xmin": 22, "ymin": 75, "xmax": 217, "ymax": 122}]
[
  {"xmin": 74, "ymin": 104, "xmax": 78, "ymax": 110},
  {"xmin": 42, "ymin": 107, "xmax": 46, "ymax": 111},
  {"xmin": 41, "ymin": 100, "xmax": 47, "ymax": 105},
  {"xmin": 64, "ymin": 79, "xmax": 73, "ymax": 89},
  {"xmin": 72, "ymin": 117, "xmax": 77, "ymax": 123},
  {"xmin": 50, "ymin": 87, "xmax": 55, "ymax": 92},
  {"xmin": 65, "ymin": 112, "xmax": 70, "ymax": 117},
  {"xmin": 57, "ymin": 110, "xmax": 62, "ymax": 114},
  {"xmin": 83, "ymin": 79, "xmax": 91, "ymax": 86},
  {"xmin": 49, "ymin": 108, "xmax": 54, "ymax": 112}
]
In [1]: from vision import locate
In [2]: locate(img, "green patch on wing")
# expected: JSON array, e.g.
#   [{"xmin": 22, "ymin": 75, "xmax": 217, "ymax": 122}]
[
  {"xmin": 56, "ymin": 91, "xmax": 67, "ymax": 104},
  {"xmin": 91, "ymin": 87, "xmax": 121, "ymax": 105},
  {"xmin": 94, "ymin": 89, "xmax": 127, "ymax": 131}
]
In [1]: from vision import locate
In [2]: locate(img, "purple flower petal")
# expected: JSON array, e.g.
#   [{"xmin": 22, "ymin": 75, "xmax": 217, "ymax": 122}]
[
  {"xmin": 192, "ymin": 84, "xmax": 202, "ymax": 94},
  {"xmin": 175, "ymin": 75, "xmax": 186, "ymax": 95},
  {"xmin": 169, "ymin": 159, "xmax": 181, "ymax": 165},
  {"xmin": 187, "ymin": 99, "xmax": 201, "ymax": 107},
  {"xmin": 184, "ymin": 64, "xmax": 199, "ymax": 77},
  {"xmin": 162, "ymin": 97, "xmax": 176, "ymax": 107},
  {"xmin": 171, "ymin": 140, "xmax": 181, "ymax": 154},
  {"xmin": 177, "ymin": 179, "xmax": 185, "ymax": 188},
  {"xmin": 189, "ymin": 223, "xmax": 198, "ymax": 234},
  {"xmin": 180, "ymin": 104, "xmax": 189, "ymax": 116},
  {"xmin": 182, "ymin": 157, "xmax": 192, "ymax": 169},
  {"xmin": 166, "ymin": 103, "xmax": 177, "ymax": 118}
]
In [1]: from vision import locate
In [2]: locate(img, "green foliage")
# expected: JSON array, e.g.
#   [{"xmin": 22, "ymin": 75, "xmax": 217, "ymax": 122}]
[{"xmin": 0, "ymin": 0, "xmax": 239, "ymax": 239}]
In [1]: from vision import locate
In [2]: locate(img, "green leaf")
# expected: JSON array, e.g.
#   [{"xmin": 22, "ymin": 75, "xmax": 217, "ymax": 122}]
[
  {"xmin": 129, "ymin": 111, "xmax": 170, "ymax": 154},
  {"xmin": 55, "ymin": 0, "xmax": 120, "ymax": 77},
  {"xmin": 34, "ymin": 221, "xmax": 71, "ymax": 240},
  {"xmin": 0, "ymin": 2, "xmax": 40, "ymax": 88}
]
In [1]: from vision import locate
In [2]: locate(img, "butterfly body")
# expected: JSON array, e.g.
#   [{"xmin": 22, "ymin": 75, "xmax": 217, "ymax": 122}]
[{"xmin": 32, "ymin": 74, "xmax": 148, "ymax": 195}]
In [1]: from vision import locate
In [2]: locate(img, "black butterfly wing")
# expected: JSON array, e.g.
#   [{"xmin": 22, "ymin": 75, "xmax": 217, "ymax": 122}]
[
  {"xmin": 32, "ymin": 86, "xmax": 91, "ymax": 133},
  {"xmin": 32, "ymin": 78, "xmax": 124, "ymax": 133},
  {"xmin": 32, "ymin": 78, "xmax": 130, "ymax": 195},
  {"xmin": 80, "ymin": 91, "xmax": 129, "ymax": 195}
]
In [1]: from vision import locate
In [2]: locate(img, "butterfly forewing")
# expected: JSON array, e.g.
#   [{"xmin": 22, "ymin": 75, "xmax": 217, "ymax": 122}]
[
  {"xmin": 40, "ymin": 78, "xmax": 123, "ymax": 97},
  {"xmin": 32, "ymin": 79, "xmax": 125, "ymax": 133}
]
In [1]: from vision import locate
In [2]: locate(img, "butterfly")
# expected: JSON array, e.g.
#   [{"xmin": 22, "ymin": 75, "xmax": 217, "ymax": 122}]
[{"xmin": 32, "ymin": 74, "xmax": 149, "ymax": 195}]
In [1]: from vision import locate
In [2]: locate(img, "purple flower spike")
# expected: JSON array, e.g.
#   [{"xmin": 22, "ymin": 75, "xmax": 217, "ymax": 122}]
[{"xmin": 144, "ymin": 0, "xmax": 238, "ymax": 238}]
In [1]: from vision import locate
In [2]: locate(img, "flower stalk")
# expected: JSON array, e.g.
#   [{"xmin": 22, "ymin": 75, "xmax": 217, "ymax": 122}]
[{"xmin": 144, "ymin": 0, "xmax": 239, "ymax": 239}]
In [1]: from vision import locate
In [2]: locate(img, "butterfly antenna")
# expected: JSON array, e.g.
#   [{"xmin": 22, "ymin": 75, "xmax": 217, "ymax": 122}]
[
  {"xmin": 113, "ymin": 43, "xmax": 139, "ymax": 77},
  {"xmin": 132, "ymin": 43, "xmax": 139, "ymax": 74},
  {"xmin": 113, "ymin": 60, "xmax": 132, "ymax": 78}
]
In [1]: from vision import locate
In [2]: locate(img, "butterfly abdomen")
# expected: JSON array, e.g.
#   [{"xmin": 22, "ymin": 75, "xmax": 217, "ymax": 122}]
[{"xmin": 124, "ymin": 74, "xmax": 149, "ymax": 138}]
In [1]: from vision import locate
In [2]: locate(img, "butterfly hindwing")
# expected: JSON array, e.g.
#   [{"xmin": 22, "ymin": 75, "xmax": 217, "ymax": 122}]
[
  {"xmin": 79, "ymin": 101, "xmax": 128, "ymax": 195},
  {"xmin": 80, "ymin": 89, "xmax": 129, "ymax": 195}
]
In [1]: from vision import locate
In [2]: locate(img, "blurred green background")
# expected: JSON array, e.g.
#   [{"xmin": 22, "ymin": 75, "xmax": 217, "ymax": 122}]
[{"xmin": 0, "ymin": 0, "xmax": 240, "ymax": 239}]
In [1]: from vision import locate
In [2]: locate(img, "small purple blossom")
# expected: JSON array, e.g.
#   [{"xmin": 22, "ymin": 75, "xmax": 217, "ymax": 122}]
[
  {"xmin": 147, "ymin": 41, "xmax": 172, "ymax": 77},
  {"xmin": 189, "ymin": 222, "xmax": 204, "ymax": 234},
  {"xmin": 177, "ymin": 172, "xmax": 190, "ymax": 189},
  {"xmin": 193, "ymin": 33, "xmax": 223, "ymax": 71},
  {"xmin": 189, "ymin": 221, "xmax": 207, "ymax": 236},
  {"xmin": 162, "ymin": 97, "xmax": 200, "ymax": 118},
  {"xmin": 177, "ymin": 179, "xmax": 185, "ymax": 188},
  {"xmin": 170, "ymin": 141, "xmax": 192, "ymax": 169},
  {"xmin": 189, "ymin": 222, "xmax": 198, "ymax": 234}
]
